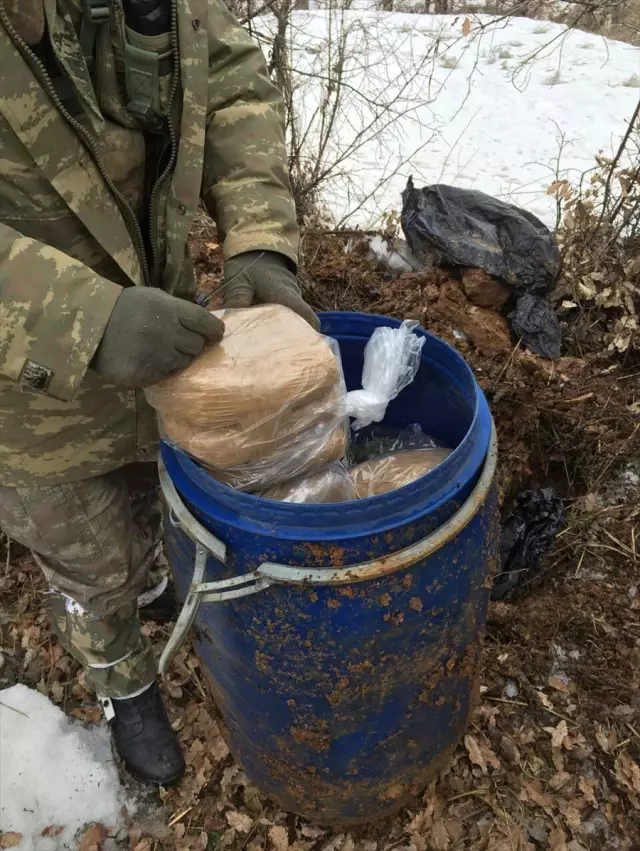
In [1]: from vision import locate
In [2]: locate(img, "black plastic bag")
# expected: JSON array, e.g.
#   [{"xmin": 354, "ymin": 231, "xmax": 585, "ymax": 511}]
[
  {"xmin": 492, "ymin": 488, "xmax": 565, "ymax": 600},
  {"xmin": 510, "ymin": 294, "xmax": 562, "ymax": 361},
  {"xmin": 401, "ymin": 178, "xmax": 561, "ymax": 295}
]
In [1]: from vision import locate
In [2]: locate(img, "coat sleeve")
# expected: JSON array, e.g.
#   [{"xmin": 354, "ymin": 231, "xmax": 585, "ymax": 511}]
[
  {"xmin": 201, "ymin": 0, "xmax": 300, "ymax": 266},
  {"xmin": 0, "ymin": 224, "xmax": 122, "ymax": 401}
]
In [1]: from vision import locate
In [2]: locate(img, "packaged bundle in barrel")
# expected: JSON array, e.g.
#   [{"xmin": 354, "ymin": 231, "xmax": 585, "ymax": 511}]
[{"xmin": 146, "ymin": 305, "xmax": 348, "ymax": 492}]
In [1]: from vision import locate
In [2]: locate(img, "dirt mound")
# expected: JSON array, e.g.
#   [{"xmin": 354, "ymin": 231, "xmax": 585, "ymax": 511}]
[{"xmin": 2, "ymin": 227, "xmax": 638, "ymax": 850}]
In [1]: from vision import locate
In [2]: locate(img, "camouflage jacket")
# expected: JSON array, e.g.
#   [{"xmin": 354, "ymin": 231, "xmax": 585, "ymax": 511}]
[{"xmin": 0, "ymin": 0, "xmax": 299, "ymax": 486}]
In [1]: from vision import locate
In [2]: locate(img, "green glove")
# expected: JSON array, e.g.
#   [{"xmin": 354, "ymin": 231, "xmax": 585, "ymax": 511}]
[
  {"xmin": 92, "ymin": 287, "xmax": 224, "ymax": 388},
  {"xmin": 223, "ymin": 251, "xmax": 319, "ymax": 330}
]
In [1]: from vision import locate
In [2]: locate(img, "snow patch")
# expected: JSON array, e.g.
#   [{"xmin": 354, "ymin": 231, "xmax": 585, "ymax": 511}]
[
  {"xmin": 0, "ymin": 685, "xmax": 127, "ymax": 850},
  {"xmin": 268, "ymin": 11, "xmax": 640, "ymax": 227}
]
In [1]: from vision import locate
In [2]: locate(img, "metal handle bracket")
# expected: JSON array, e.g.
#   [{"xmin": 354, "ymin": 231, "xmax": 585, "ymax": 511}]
[{"xmin": 157, "ymin": 424, "xmax": 497, "ymax": 674}]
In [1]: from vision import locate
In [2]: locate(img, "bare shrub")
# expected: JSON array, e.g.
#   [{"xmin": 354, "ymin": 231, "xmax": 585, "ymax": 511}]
[
  {"xmin": 553, "ymin": 101, "xmax": 640, "ymax": 353},
  {"xmin": 224, "ymin": 0, "xmax": 637, "ymax": 231},
  {"xmin": 242, "ymin": 0, "xmax": 463, "ymax": 226}
]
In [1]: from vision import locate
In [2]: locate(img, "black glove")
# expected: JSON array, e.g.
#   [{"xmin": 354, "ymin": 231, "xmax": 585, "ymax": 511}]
[
  {"xmin": 92, "ymin": 287, "xmax": 224, "ymax": 387},
  {"xmin": 223, "ymin": 251, "xmax": 319, "ymax": 330}
]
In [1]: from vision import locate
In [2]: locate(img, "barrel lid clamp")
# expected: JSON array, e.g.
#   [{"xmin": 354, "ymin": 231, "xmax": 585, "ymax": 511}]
[{"xmin": 156, "ymin": 422, "xmax": 498, "ymax": 676}]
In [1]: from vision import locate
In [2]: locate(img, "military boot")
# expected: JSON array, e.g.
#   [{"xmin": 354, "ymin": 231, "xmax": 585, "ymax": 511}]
[{"xmin": 109, "ymin": 682, "xmax": 185, "ymax": 785}]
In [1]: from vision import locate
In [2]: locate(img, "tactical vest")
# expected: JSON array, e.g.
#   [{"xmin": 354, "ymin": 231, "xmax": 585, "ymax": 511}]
[{"xmin": 40, "ymin": 0, "xmax": 174, "ymax": 123}]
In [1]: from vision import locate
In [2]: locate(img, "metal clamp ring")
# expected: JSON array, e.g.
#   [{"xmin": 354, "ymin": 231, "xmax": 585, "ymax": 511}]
[{"xmin": 158, "ymin": 423, "xmax": 497, "ymax": 674}]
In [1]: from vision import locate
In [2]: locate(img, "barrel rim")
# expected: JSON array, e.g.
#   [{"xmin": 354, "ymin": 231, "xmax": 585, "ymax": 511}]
[{"xmin": 161, "ymin": 311, "xmax": 492, "ymax": 539}]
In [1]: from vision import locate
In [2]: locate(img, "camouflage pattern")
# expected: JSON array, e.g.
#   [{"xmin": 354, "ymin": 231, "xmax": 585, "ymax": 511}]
[
  {"xmin": 46, "ymin": 596, "xmax": 157, "ymax": 698},
  {"xmin": 0, "ymin": 0, "xmax": 299, "ymax": 487},
  {"xmin": 0, "ymin": 463, "xmax": 161, "ymax": 697}
]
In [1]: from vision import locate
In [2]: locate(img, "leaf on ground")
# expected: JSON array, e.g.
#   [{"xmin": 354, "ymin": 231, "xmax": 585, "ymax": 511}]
[
  {"xmin": 269, "ymin": 825, "xmax": 289, "ymax": 851},
  {"xmin": 579, "ymin": 776, "xmax": 598, "ymax": 807},
  {"xmin": 211, "ymin": 734, "xmax": 230, "ymax": 762},
  {"xmin": 536, "ymin": 691, "xmax": 554, "ymax": 710},
  {"xmin": 444, "ymin": 819, "xmax": 463, "ymax": 844},
  {"xmin": 523, "ymin": 781, "xmax": 554, "ymax": 815},
  {"xmin": 225, "ymin": 811, "xmax": 254, "ymax": 833},
  {"xmin": 561, "ymin": 802, "xmax": 582, "ymax": 831},
  {"xmin": 321, "ymin": 835, "xmax": 345, "ymax": 851},
  {"xmin": 548, "ymin": 827, "xmax": 567, "ymax": 851},
  {"xmin": 549, "ymin": 771, "xmax": 572, "ymax": 790},
  {"xmin": 221, "ymin": 765, "xmax": 242, "ymax": 792},
  {"xmin": 499, "ymin": 735, "xmax": 521, "ymax": 765},
  {"xmin": 464, "ymin": 734, "xmax": 487, "ymax": 774},
  {"xmin": 41, "ymin": 825, "xmax": 65, "ymax": 838},
  {"xmin": 548, "ymin": 676, "xmax": 569, "ymax": 693},
  {"xmin": 614, "ymin": 751, "xmax": 640, "ymax": 794},
  {"xmin": 430, "ymin": 820, "xmax": 450, "ymax": 851},
  {"xmin": 164, "ymin": 681, "xmax": 183, "ymax": 700},
  {"xmin": 0, "ymin": 834, "xmax": 23, "ymax": 849},
  {"xmin": 243, "ymin": 783, "xmax": 263, "ymax": 816},
  {"xmin": 612, "ymin": 704, "xmax": 634, "ymax": 718},
  {"xmin": 462, "ymin": 17, "xmax": 471, "ymax": 36},
  {"xmin": 70, "ymin": 706, "xmax": 101, "ymax": 723},
  {"xmin": 406, "ymin": 809, "xmax": 429, "ymax": 834},
  {"xmin": 78, "ymin": 823, "xmax": 107, "ymax": 851},
  {"xmin": 552, "ymin": 746, "xmax": 565, "ymax": 772},
  {"xmin": 545, "ymin": 720, "xmax": 569, "ymax": 750},
  {"xmin": 595, "ymin": 727, "xmax": 611, "ymax": 754},
  {"xmin": 300, "ymin": 826, "xmax": 326, "ymax": 839},
  {"xmin": 194, "ymin": 832, "xmax": 209, "ymax": 851},
  {"xmin": 49, "ymin": 680, "xmax": 64, "ymax": 703}
]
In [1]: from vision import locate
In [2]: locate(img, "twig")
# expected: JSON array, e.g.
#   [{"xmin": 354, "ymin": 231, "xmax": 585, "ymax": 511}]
[
  {"xmin": 485, "ymin": 695, "xmax": 529, "ymax": 707},
  {"xmin": 490, "ymin": 341, "xmax": 522, "ymax": 390},
  {"xmin": 239, "ymin": 0, "xmax": 277, "ymax": 24},
  {"xmin": 0, "ymin": 700, "xmax": 29, "ymax": 718},
  {"xmin": 2, "ymin": 532, "xmax": 11, "ymax": 574},
  {"xmin": 598, "ymin": 99, "xmax": 640, "ymax": 228},
  {"xmin": 167, "ymin": 806, "xmax": 194, "ymax": 827},
  {"xmin": 448, "ymin": 790, "xmax": 515, "ymax": 823},
  {"xmin": 592, "ymin": 423, "xmax": 639, "ymax": 489},
  {"xmin": 574, "ymin": 546, "xmax": 587, "ymax": 578},
  {"xmin": 626, "ymin": 722, "xmax": 640, "ymax": 742}
]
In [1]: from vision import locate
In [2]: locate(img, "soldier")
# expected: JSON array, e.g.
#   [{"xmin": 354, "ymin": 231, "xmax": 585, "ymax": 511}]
[{"xmin": 0, "ymin": 0, "xmax": 317, "ymax": 785}]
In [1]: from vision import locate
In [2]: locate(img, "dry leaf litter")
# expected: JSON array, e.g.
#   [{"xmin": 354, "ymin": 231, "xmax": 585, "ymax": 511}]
[{"xmin": 0, "ymin": 216, "xmax": 638, "ymax": 850}]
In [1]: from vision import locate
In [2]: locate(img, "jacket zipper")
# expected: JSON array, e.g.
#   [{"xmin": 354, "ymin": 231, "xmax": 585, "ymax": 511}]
[
  {"xmin": 147, "ymin": 0, "xmax": 180, "ymax": 283},
  {"xmin": 0, "ymin": 4, "xmax": 152, "ymax": 287}
]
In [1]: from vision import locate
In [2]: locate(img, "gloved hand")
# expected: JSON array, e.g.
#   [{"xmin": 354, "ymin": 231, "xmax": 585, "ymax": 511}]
[
  {"xmin": 223, "ymin": 251, "xmax": 319, "ymax": 330},
  {"xmin": 92, "ymin": 287, "xmax": 224, "ymax": 387}
]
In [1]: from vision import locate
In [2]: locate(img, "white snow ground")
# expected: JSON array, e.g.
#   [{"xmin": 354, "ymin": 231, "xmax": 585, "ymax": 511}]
[
  {"xmin": 0, "ymin": 685, "xmax": 126, "ymax": 850},
  {"xmin": 263, "ymin": 11, "xmax": 640, "ymax": 227}
]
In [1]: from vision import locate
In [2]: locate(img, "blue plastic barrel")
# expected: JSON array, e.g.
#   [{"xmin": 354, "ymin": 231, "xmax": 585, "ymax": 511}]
[{"xmin": 161, "ymin": 312, "xmax": 498, "ymax": 825}]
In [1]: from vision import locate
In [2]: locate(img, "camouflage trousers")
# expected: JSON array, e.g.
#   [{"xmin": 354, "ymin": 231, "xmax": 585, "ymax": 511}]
[{"xmin": 0, "ymin": 463, "xmax": 161, "ymax": 698}]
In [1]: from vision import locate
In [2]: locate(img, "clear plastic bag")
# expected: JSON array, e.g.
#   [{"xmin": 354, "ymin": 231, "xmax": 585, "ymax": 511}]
[
  {"xmin": 351, "ymin": 447, "xmax": 451, "ymax": 498},
  {"xmin": 347, "ymin": 423, "xmax": 442, "ymax": 466},
  {"xmin": 345, "ymin": 321, "xmax": 425, "ymax": 431},
  {"xmin": 259, "ymin": 462, "xmax": 356, "ymax": 503},
  {"xmin": 145, "ymin": 305, "xmax": 348, "ymax": 491}
]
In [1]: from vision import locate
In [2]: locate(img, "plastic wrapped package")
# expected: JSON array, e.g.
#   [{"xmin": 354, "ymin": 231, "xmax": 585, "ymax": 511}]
[
  {"xmin": 351, "ymin": 447, "xmax": 452, "ymax": 498},
  {"xmin": 346, "ymin": 321, "xmax": 425, "ymax": 431},
  {"xmin": 259, "ymin": 463, "xmax": 356, "ymax": 503},
  {"xmin": 347, "ymin": 423, "xmax": 442, "ymax": 466},
  {"xmin": 146, "ymin": 305, "xmax": 348, "ymax": 491},
  {"xmin": 175, "ymin": 422, "xmax": 348, "ymax": 491}
]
